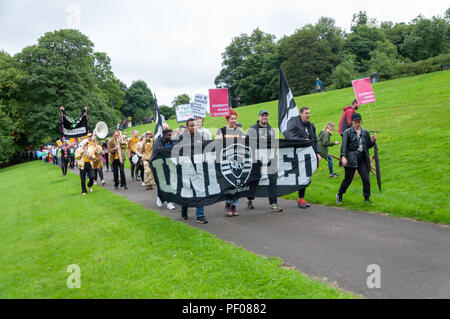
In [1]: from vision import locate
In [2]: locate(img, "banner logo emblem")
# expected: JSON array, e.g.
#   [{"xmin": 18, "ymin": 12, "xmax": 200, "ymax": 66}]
[{"xmin": 220, "ymin": 144, "xmax": 253, "ymax": 187}]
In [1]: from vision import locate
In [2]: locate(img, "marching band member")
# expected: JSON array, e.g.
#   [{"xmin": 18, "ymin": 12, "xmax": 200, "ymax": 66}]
[
  {"xmin": 139, "ymin": 131, "xmax": 156, "ymax": 190},
  {"xmin": 108, "ymin": 130, "xmax": 128, "ymax": 190},
  {"xmin": 75, "ymin": 138, "xmax": 95, "ymax": 195},
  {"xmin": 91, "ymin": 138, "xmax": 105, "ymax": 186},
  {"xmin": 127, "ymin": 130, "xmax": 141, "ymax": 181}
]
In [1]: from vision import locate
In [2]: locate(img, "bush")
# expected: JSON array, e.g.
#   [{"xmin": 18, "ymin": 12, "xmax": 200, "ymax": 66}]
[{"xmin": 392, "ymin": 53, "xmax": 450, "ymax": 79}]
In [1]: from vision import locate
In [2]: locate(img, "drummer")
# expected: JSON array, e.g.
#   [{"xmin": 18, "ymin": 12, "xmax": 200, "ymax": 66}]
[{"xmin": 127, "ymin": 130, "xmax": 141, "ymax": 181}]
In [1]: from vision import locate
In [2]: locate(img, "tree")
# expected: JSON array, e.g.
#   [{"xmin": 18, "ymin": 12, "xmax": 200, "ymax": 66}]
[
  {"xmin": 171, "ymin": 94, "xmax": 190, "ymax": 107},
  {"xmin": 0, "ymin": 51, "xmax": 25, "ymax": 158},
  {"xmin": 159, "ymin": 105, "xmax": 175, "ymax": 120},
  {"xmin": 281, "ymin": 26, "xmax": 340, "ymax": 96},
  {"xmin": 368, "ymin": 41, "xmax": 400, "ymax": 78},
  {"xmin": 122, "ymin": 80, "xmax": 155, "ymax": 119},
  {"xmin": 214, "ymin": 28, "xmax": 282, "ymax": 105},
  {"xmin": 14, "ymin": 29, "xmax": 118, "ymax": 147},
  {"xmin": 331, "ymin": 54, "xmax": 359, "ymax": 89},
  {"xmin": 93, "ymin": 52, "xmax": 125, "ymax": 109},
  {"xmin": 400, "ymin": 14, "xmax": 450, "ymax": 61}
]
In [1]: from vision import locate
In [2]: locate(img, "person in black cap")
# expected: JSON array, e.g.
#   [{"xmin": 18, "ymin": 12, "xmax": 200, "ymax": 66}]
[
  {"xmin": 246, "ymin": 109, "xmax": 283, "ymax": 212},
  {"xmin": 336, "ymin": 113, "xmax": 377, "ymax": 204}
]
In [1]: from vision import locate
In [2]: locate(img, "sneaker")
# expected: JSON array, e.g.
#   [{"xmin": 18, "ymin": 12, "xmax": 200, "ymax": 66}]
[
  {"xmin": 141, "ymin": 182, "xmax": 145, "ymax": 187},
  {"xmin": 121, "ymin": 186, "xmax": 128, "ymax": 190},
  {"xmin": 336, "ymin": 193, "xmax": 343, "ymax": 205},
  {"xmin": 102, "ymin": 180, "xmax": 105, "ymax": 186},
  {"xmin": 89, "ymin": 187, "xmax": 93, "ymax": 193},
  {"xmin": 82, "ymin": 192, "xmax": 87, "ymax": 196},
  {"xmin": 157, "ymin": 196, "xmax": 163, "ymax": 207},
  {"xmin": 247, "ymin": 200, "xmax": 254, "ymax": 209},
  {"xmin": 270, "ymin": 204, "xmax": 283, "ymax": 212},
  {"xmin": 196, "ymin": 216, "xmax": 208, "ymax": 224},
  {"xmin": 297, "ymin": 198, "xmax": 307, "ymax": 209},
  {"xmin": 167, "ymin": 202, "xmax": 175, "ymax": 210},
  {"xmin": 94, "ymin": 181, "xmax": 97, "ymax": 185},
  {"xmin": 364, "ymin": 197, "xmax": 372, "ymax": 204}
]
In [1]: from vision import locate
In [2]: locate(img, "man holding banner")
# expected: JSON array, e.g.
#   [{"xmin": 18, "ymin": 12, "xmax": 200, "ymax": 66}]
[{"xmin": 246, "ymin": 109, "xmax": 283, "ymax": 212}]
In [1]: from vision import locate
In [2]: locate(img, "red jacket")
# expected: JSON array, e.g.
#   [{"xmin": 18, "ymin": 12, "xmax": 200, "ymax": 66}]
[{"xmin": 338, "ymin": 106, "xmax": 355, "ymax": 135}]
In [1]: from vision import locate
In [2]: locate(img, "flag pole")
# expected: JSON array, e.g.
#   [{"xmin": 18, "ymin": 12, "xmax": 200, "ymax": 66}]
[
  {"xmin": 60, "ymin": 106, "xmax": 64, "ymax": 139},
  {"xmin": 84, "ymin": 107, "xmax": 89, "ymax": 133}
]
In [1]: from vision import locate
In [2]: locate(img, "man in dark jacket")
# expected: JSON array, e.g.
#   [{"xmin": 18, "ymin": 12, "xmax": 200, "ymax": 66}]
[
  {"xmin": 283, "ymin": 106, "xmax": 322, "ymax": 209},
  {"xmin": 336, "ymin": 113, "xmax": 377, "ymax": 204},
  {"xmin": 338, "ymin": 99, "xmax": 359, "ymax": 136},
  {"xmin": 246, "ymin": 109, "xmax": 282, "ymax": 212}
]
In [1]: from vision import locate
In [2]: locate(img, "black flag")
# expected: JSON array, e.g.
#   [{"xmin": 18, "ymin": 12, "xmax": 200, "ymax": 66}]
[
  {"xmin": 278, "ymin": 69, "xmax": 299, "ymax": 137},
  {"xmin": 153, "ymin": 95, "xmax": 166, "ymax": 140},
  {"xmin": 61, "ymin": 108, "xmax": 89, "ymax": 138}
]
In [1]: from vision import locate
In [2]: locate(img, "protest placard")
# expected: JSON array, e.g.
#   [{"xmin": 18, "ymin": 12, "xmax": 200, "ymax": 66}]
[
  {"xmin": 352, "ymin": 78, "xmax": 376, "ymax": 105},
  {"xmin": 209, "ymin": 88, "xmax": 230, "ymax": 117},
  {"xmin": 175, "ymin": 104, "xmax": 194, "ymax": 122}
]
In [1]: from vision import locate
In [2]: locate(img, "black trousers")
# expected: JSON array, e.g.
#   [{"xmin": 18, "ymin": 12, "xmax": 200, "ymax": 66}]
[
  {"xmin": 70, "ymin": 156, "xmax": 75, "ymax": 168},
  {"xmin": 61, "ymin": 157, "xmax": 69, "ymax": 175},
  {"xmin": 94, "ymin": 167, "xmax": 104, "ymax": 181},
  {"xmin": 298, "ymin": 187, "xmax": 306, "ymax": 199},
  {"xmin": 104, "ymin": 155, "xmax": 109, "ymax": 170},
  {"xmin": 80, "ymin": 163, "xmax": 95, "ymax": 193},
  {"xmin": 338, "ymin": 152, "xmax": 371, "ymax": 198},
  {"xmin": 112, "ymin": 159, "xmax": 126, "ymax": 187},
  {"xmin": 247, "ymin": 173, "xmax": 278, "ymax": 205}
]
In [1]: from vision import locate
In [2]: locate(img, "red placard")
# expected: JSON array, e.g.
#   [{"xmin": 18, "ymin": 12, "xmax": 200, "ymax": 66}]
[
  {"xmin": 352, "ymin": 78, "xmax": 376, "ymax": 105},
  {"xmin": 209, "ymin": 88, "xmax": 230, "ymax": 117}
]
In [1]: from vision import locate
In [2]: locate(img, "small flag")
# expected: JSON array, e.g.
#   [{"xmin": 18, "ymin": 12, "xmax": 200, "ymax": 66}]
[
  {"xmin": 153, "ymin": 94, "xmax": 166, "ymax": 140},
  {"xmin": 278, "ymin": 69, "xmax": 299, "ymax": 137}
]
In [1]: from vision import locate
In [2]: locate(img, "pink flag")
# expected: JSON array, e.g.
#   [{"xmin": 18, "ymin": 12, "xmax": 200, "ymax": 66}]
[
  {"xmin": 352, "ymin": 78, "xmax": 376, "ymax": 105},
  {"xmin": 209, "ymin": 88, "xmax": 230, "ymax": 117}
]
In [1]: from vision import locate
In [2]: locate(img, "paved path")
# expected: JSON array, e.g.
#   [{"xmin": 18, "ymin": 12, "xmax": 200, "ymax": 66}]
[{"xmin": 74, "ymin": 167, "xmax": 450, "ymax": 299}]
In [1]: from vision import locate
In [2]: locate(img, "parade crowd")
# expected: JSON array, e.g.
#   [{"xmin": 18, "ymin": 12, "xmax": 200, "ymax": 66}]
[{"xmin": 42, "ymin": 99, "xmax": 376, "ymax": 225}]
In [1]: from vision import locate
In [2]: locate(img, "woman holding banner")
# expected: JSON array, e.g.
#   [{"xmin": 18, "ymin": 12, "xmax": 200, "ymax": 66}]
[{"xmin": 216, "ymin": 109, "xmax": 246, "ymax": 217}]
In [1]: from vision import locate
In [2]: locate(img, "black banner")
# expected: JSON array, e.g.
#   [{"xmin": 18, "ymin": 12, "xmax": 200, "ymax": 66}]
[
  {"xmin": 150, "ymin": 135, "xmax": 318, "ymax": 207},
  {"xmin": 61, "ymin": 108, "xmax": 89, "ymax": 138}
]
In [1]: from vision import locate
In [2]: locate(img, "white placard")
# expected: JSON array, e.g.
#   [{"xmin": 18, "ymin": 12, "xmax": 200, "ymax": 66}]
[
  {"xmin": 191, "ymin": 94, "xmax": 208, "ymax": 118},
  {"xmin": 175, "ymin": 104, "xmax": 194, "ymax": 123}
]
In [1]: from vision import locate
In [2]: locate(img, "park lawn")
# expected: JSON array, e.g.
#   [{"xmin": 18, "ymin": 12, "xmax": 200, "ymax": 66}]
[
  {"xmin": 127, "ymin": 70, "xmax": 450, "ymax": 224},
  {"xmin": 0, "ymin": 161, "xmax": 355, "ymax": 299}
]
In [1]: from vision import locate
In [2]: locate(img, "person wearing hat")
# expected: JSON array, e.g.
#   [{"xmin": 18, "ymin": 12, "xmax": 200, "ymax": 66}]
[
  {"xmin": 75, "ymin": 139, "xmax": 95, "ymax": 195},
  {"xmin": 336, "ymin": 113, "xmax": 377, "ymax": 204},
  {"xmin": 246, "ymin": 109, "xmax": 283, "ymax": 212}
]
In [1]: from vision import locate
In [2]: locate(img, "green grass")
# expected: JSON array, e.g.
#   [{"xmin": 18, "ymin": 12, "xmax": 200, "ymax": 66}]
[
  {"xmin": 126, "ymin": 70, "xmax": 450, "ymax": 224},
  {"xmin": 0, "ymin": 161, "xmax": 355, "ymax": 298}
]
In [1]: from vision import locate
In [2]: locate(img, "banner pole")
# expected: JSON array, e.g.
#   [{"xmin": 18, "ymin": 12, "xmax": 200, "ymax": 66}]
[
  {"xmin": 84, "ymin": 107, "xmax": 89, "ymax": 133},
  {"xmin": 60, "ymin": 106, "xmax": 64, "ymax": 139}
]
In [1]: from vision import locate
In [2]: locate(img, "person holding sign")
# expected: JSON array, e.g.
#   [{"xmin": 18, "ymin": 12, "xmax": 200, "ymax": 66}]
[
  {"xmin": 336, "ymin": 113, "xmax": 377, "ymax": 204},
  {"xmin": 216, "ymin": 109, "xmax": 245, "ymax": 217}
]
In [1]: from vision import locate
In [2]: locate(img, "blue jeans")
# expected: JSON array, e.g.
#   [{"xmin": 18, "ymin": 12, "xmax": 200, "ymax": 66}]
[
  {"xmin": 181, "ymin": 206, "xmax": 204, "ymax": 218},
  {"xmin": 225, "ymin": 198, "xmax": 239, "ymax": 206},
  {"xmin": 327, "ymin": 154, "xmax": 334, "ymax": 175}
]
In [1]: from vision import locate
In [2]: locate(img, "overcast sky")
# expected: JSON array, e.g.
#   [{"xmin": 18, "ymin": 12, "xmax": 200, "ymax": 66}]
[{"xmin": 0, "ymin": 0, "xmax": 448, "ymax": 106}]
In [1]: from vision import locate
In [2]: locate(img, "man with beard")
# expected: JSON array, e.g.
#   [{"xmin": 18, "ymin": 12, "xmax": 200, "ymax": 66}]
[{"xmin": 283, "ymin": 106, "xmax": 322, "ymax": 209}]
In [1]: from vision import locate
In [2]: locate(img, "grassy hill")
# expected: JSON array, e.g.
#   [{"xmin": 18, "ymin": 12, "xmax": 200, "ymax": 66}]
[
  {"xmin": 0, "ymin": 162, "xmax": 355, "ymax": 298},
  {"xmin": 126, "ymin": 70, "xmax": 450, "ymax": 224}
]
